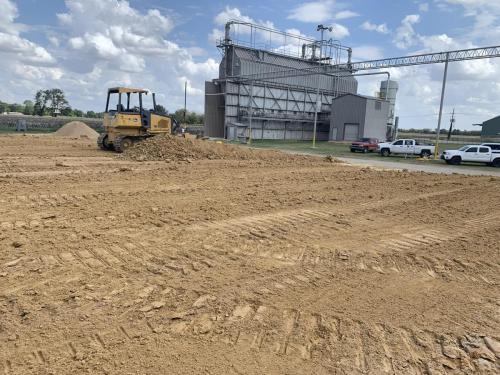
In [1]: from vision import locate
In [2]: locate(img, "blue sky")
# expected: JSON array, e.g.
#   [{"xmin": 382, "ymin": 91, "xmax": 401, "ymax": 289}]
[{"xmin": 1, "ymin": 0, "xmax": 499, "ymax": 130}]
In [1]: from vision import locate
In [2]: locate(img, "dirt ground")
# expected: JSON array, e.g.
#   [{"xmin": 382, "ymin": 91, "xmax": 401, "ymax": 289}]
[{"xmin": 0, "ymin": 134, "xmax": 499, "ymax": 374}]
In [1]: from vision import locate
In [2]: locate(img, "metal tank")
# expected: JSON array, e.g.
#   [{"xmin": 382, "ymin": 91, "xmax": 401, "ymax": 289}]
[{"xmin": 379, "ymin": 80, "xmax": 399, "ymax": 139}]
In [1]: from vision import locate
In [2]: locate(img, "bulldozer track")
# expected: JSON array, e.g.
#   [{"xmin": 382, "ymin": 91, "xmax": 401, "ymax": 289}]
[{"xmin": 2, "ymin": 297, "xmax": 498, "ymax": 374}]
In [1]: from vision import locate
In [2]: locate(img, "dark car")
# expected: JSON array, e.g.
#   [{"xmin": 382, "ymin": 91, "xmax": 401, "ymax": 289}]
[{"xmin": 350, "ymin": 138, "xmax": 379, "ymax": 153}]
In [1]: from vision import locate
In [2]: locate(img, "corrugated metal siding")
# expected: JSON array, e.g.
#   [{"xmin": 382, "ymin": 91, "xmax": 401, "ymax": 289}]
[
  {"xmin": 330, "ymin": 95, "xmax": 389, "ymax": 141},
  {"xmin": 482, "ymin": 117, "xmax": 500, "ymax": 137},
  {"xmin": 363, "ymin": 99, "xmax": 390, "ymax": 141},
  {"xmin": 213, "ymin": 44, "xmax": 359, "ymax": 140},
  {"xmin": 204, "ymin": 81, "xmax": 225, "ymax": 138},
  {"xmin": 330, "ymin": 95, "xmax": 366, "ymax": 140}
]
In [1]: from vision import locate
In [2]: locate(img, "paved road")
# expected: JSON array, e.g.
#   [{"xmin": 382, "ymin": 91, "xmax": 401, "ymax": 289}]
[{"xmin": 337, "ymin": 156, "xmax": 500, "ymax": 176}]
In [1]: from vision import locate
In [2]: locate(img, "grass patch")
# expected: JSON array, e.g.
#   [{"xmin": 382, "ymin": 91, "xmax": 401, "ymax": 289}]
[{"xmin": 236, "ymin": 139, "xmax": 467, "ymax": 165}]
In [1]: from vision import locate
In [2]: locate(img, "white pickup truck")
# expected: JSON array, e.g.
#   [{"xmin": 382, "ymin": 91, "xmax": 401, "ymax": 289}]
[
  {"xmin": 441, "ymin": 145, "xmax": 500, "ymax": 167},
  {"xmin": 378, "ymin": 139, "xmax": 435, "ymax": 157}
]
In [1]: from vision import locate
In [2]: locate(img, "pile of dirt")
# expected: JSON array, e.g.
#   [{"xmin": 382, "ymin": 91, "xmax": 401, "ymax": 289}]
[
  {"xmin": 124, "ymin": 135, "xmax": 299, "ymax": 162},
  {"xmin": 54, "ymin": 121, "xmax": 99, "ymax": 139}
]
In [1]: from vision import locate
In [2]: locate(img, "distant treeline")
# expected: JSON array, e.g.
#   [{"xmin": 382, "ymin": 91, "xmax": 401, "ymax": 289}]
[
  {"xmin": 1, "ymin": 88, "xmax": 204, "ymax": 125},
  {"xmin": 400, "ymin": 128, "xmax": 481, "ymax": 136}
]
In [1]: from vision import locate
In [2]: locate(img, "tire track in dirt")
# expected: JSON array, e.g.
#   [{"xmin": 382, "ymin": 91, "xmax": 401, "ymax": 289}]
[{"xmin": 2, "ymin": 296, "xmax": 498, "ymax": 374}]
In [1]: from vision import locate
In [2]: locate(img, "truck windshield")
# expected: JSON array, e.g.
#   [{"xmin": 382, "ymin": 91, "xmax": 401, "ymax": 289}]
[{"xmin": 458, "ymin": 146, "xmax": 469, "ymax": 151}]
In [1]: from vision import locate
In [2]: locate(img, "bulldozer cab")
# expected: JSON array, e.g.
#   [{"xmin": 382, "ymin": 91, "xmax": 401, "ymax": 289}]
[
  {"xmin": 106, "ymin": 87, "xmax": 154, "ymax": 128},
  {"xmin": 99, "ymin": 87, "xmax": 174, "ymax": 152}
]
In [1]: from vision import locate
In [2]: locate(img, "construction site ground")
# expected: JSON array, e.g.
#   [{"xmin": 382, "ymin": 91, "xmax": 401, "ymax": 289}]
[{"xmin": 1, "ymin": 134, "xmax": 499, "ymax": 374}]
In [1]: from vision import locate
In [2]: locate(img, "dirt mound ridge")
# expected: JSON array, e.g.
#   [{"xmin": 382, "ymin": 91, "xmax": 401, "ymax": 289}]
[
  {"xmin": 54, "ymin": 121, "xmax": 99, "ymax": 139},
  {"xmin": 124, "ymin": 135, "xmax": 300, "ymax": 162}
]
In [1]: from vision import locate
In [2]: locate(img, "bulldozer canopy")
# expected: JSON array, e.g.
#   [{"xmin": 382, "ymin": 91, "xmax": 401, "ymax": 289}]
[{"xmin": 108, "ymin": 87, "xmax": 149, "ymax": 94}]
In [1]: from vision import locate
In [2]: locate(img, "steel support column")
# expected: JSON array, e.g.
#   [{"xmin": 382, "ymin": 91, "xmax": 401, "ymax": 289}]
[{"xmin": 434, "ymin": 53, "xmax": 449, "ymax": 159}]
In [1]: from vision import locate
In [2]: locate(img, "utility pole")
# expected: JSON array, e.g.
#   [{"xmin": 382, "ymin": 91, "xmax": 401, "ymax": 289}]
[
  {"xmin": 434, "ymin": 52, "xmax": 449, "ymax": 159},
  {"xmin": 447, "ymin": 108, "xmax": 455, "ymax": 141},
  {"xmin": 312, "ymin": 24, "xmax": 332, "ymax": 148}
]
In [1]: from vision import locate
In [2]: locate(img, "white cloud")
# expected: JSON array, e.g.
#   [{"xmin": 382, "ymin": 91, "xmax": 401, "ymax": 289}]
[
  {"xmin": 0, "ymin": 0, "xmax": 218, "ymax": 113},
  {"xmin": 48, "ymin": 36, "xmax": 60, "ymax": 47},
  {"xmin": 0, "ymin": 0, "xmax": 55, "ymax": 67},
  {"xmin": 419, "ymin": 33, "xmax": 459, "ymax": 51},
  {"xmin": 361, "ymin": 21, "xmax": 389, "ymax": 34},
  {"xmin": 329, "ymin": 23, "xmax": 350, "ymax": 39},
  {"xmin": 208, "ymin": 28, "xmax": 225, "ymax": 44},
  {"xmin": 0, "ymin": 0, "xmax": 23, "ymax": 35},
  {"xmin": 288, "ymin": 0, "xmax": 335, "ymax": 23},
  {"xmin": 393, "ymin": 14, "xmax": 421, "ymax": 49},
  {"xmin": 419, "ymin": 3, "xmax": 429, "ymax": 12},
  {"xmin": 335, "ymin": 10, "xmax": 359, "ymax": 20},
  {"xmin": 438, "ymin": 0, "xmax": 500, "ymax": 44},
  {"xmin": 214, "ymin": 7, "xmax": 253, "ymax": 26},
  {"xmin": 352, "ymin": 45, "xmax": 384, "ymax": 60}
]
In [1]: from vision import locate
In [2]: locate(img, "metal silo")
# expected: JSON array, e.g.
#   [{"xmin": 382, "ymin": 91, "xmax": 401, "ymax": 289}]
[{"xmin": 379, "ymin": 80, "xmax": 399, "ymax": 139}]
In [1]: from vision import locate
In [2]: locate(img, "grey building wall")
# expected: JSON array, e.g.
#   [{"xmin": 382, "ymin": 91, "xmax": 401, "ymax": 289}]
[
  {"xmin": 363, "ymin": 99, "xmax": 390, "ymax": 141},
  {"xmin": 204, "ymin": 81, "xmax": 225, "ymax": 138},
  {"xmin": 481, "ymin": 116, "xmax": 500, "ymax": 139},
  {"xmin": 329, "ymin": 95, "xmax": 366, "ymax": 141},
  {"xmin": 329, "ymin": 94, "xmax": 389, "ymax": 141}
]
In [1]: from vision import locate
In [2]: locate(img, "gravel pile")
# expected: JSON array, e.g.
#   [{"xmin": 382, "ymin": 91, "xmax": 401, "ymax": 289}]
[{"xmin": 54, "ymin": 121, "xmax": 99, "ymax": 139}]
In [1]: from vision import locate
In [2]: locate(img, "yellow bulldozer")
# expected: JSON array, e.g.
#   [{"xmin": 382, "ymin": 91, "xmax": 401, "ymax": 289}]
[{"xmin": 98, "ymin": 87, "xmax": 178, "ymax": 152}]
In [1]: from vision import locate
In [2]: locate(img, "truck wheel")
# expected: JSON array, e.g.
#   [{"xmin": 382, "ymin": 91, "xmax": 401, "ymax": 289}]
[
  {"xmin": 363, "ymin": 148, "xmax": 368, "ymax": 153},
  {"xmin": 421, "ymin": 150, "xmax": 431, "ymax": 158},
  {"xmin": 381, "ymin": 148, "xmax": 390, "ymax": 157},
  {"xmin": 450, "ymin": 156, "xmax": 461, "ymax": 165},
  {"xmin": 350, "ymin": 148, "xmax": 356, "ymax": 153},
  {"xmin": 492, "ymin": 158, "xmax": 500, "ymax": 168}
]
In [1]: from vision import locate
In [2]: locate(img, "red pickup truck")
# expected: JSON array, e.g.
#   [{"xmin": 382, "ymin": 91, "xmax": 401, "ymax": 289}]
[{"xmin": 350, "ymin": 138, "xmax": 379, "ymax": 153}]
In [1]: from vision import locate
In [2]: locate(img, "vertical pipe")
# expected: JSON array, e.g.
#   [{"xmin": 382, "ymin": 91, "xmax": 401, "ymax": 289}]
[
  {"xmin": 434, "ymin": 53, "xmax": 449, "ymax": 159},
  {"xmin": 312, "ymin": 28, "xmax": 324, "ymax": 148},
  {"xmin": 248, "ymin": 82, "xmax": 254, "ymax": 144}
]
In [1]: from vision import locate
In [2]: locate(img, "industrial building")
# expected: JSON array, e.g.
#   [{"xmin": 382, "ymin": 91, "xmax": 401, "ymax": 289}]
[
  {"xmin": 329, "ymin": 94, "xmax": 390, "ymax": 141},
  {"xmin": 204, "ymin": 21, "xmax": 397, "ymax": 142},
  {"xmin": 479, "ymin": 116, "xmax": 500, "ymax": 141}
]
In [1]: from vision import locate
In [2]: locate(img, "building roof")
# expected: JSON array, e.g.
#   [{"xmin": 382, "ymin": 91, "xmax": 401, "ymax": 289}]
[
  {"xmin": 481, "ymin": 115, "xmax": 500, "ymax": 136},
  {"xmin": 483, "ymin": 115, "xmax": 500, "ymax": 124}
]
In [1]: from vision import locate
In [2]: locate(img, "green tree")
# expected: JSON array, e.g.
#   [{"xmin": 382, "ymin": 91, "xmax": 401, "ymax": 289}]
[
  {"xmin": 23, "ymin": 100, "xmax": 34, "ymax": 115},
  {"xmin": 34, "ymin": 89, "xmax": 70, "ymax": 116},
  {"xmin": 154, "ymin": 104, "xmax": 167, "ymax": 115},
  {"xmin": 172, "ymin": 109, "xmax": 204, "ymax": 124},
  {"xmin": 34, "ymin": 90, "xmax": 49, "ymax": 115},
  {"xmin": 8, "ymin": 103, "xmax": 24, "ymax": 113},
  {"xmin": 0, "ymin": 101, "xmax": 8, "ymax": 113},
  {"xmin": 73, "ymin": 109, "xmax": 84, "ymax": 117},
  {"xmin": 46, "ymin": 88, "xmax": 69, "ymax": 115}
]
